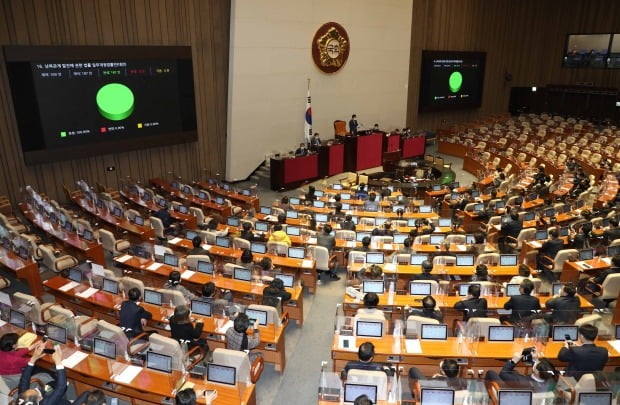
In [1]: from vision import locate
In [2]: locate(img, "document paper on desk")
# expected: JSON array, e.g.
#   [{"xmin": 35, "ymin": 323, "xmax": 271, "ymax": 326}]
[
  {"xmin": 62, "ymin": 351, "xmax": 88, "ymax": 368},
  {"xmin": 58, "ymin": 281, "xmax": 80, "ymax": 292},
  {"xmin": 169, "ymin": 237, "xmax": 182, "ymax": 244},
  {"xmin": 302, "ymin": 259, "xmax": 314, "ymax": 268},
  {"xmin": 456, "ymin": 245, "xmax": 467, "ymax": 252},
  {"xmin": 405, "ymin": 339, "xmax": 422, "ymax": 354},
  {"xmin": 112, "ymin": 364, "xmax": 142, "ymax": 384},
  {"xmin": 115, "ymin": 254, "xmax": 132, "ymax": 263},
  {"xmin": 146, "ymin": 262, "xmax": 162, "ymax": 271},
  {"xmin": 216, "ymin": 319, "xmax": 234, "ymax": 334},
  {"xmin": 76, "ymin": 287, "xmax": 99, "ymax": 299},
  {"xmin": 608, "ymin": 340, "xmax": 620, "ymax": 354},
  {"xmin": 181, "ymin": 270, "xmax": 195, "ymax": 280}
]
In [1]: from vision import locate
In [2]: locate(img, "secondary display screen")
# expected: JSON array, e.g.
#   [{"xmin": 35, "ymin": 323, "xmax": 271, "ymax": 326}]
[
  {"xmin": 418, "ymin": 50, "xmax": 486, "ymax": 112},
  {"xmin": 3, "ymin": 46, "xmax": 197, "ymax": 164}
]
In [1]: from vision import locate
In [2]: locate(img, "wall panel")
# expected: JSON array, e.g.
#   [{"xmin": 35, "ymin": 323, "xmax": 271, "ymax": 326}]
[{"xmin": 0, "ymin": 0, "xmax": 230, "ymax": 204}]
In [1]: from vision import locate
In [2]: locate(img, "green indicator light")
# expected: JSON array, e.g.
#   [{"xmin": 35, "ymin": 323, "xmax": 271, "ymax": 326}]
[
  {"xmin": 449, "ymin": 71, "xmax": 463, "ymax": 93},
  {"xmin": 60, "ymin": 131, "xmax": 67, "ymax": 138},
  {"xmin": 96, "ymin": 83, "xmax": 135, "ymax": 121}
]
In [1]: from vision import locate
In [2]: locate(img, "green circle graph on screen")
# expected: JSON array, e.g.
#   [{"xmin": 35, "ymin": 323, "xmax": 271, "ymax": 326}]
[
  {"xmin": 448, "ymin": 71, "xmax": 463, "ymax": 93},
  {"xmin": 96, "ymin": 83, "xmax": 135, "ymax": 121}
]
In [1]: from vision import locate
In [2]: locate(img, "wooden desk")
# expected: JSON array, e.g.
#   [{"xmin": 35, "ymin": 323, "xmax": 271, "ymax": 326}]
[
  {"xmin": 197, "ymin": 181, "xmax": 260, "ymax": 211},
  {"xmin": 0, "ymin": 245, "xmax": 43, "ymax": 297},
  {"xmin": 562, "ymin": 256, "xmax": 612, "ymax": 284},
  {"xmin": 120, "ymin": 189, "xmax": 197, "ymax": 230},
  {"xmin": 43, "ymin": 275, "xmax": 288, "ymax": 373},
  {"xmin": 112, "ymin": 254, "xmax": 304, "ymax": 325},
  {"xmin": 149, "ymin": 178, "xmax": 231, "ymax": 217},
  {"xmin": 19, "ymin": 202, "xmax": 106, "ymax": 265}
]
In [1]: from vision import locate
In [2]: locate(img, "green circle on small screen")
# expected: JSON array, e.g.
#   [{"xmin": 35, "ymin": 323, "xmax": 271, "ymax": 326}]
[
  {"xmin": 96, "ymin": 83, "xmax": 135, "ymax": 121},
  {"xmin": 449, "ymin": 71, "xmax": 463, "ymax": 93}
]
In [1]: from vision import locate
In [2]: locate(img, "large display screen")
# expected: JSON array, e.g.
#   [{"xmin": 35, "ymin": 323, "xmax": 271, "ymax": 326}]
[
  {"xmin": 3, "ymin": 46, "xmax": 197, "ymax": 164},
  {"xmin": 418, "ymin": 50, "xmax": 486, "ymax": 113}
]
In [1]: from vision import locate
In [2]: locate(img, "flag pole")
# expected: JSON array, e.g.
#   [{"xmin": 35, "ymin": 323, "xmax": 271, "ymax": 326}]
[{"xmin": 305, "ymin": 78, "xmax": 312, "ymax": 144}]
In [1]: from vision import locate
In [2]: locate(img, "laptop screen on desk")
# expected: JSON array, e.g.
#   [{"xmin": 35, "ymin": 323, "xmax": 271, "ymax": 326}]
[
  {"xmin": 552, "ymin": 325, "xmax": 578, "ymax": 341},
  {"xmin": 411, "ymin": 254, "xmax": 428, "ymax": 265},
  {"xmin": 419, "ymin": 205, "xmax": 432, "ymax": 213},
  {"xmin": 94, "ymin": 337, "xmax": 116, "ymax": 360},
  {"xmin": 523, "ymin": 212, "xmax": 535, "ymax": 221},
  {"xmin": 185, "ymin": 230, "xmax": 199, "ymax": 241},
  {"xmin": 558, "ymin": 226, "xmax": 570, "ymax": 237},
  {"xmin": 245, "ymin": 308, "xmax": 267, "ymax": 326},
  {"xmin": 198, "ymin": 191, "xmax": 208, "ymax": 200},
  {"xmin": 143, "ymin": 289, "xmax": 163, "ymax": 306},
  {"xmin": 495, "ymin": 200, "xmax": 506, "ymax": 209},
  {"xmin": 333, "ymin": 184, "xmax": 343, "ymax": 190},
  {"xmin": 289, "ymin": 197, "xmax": 300, "ymax": 205},
  {"xmin": 608, "ymin": 245, "xmax": 620, "ymax": 257},
  {"xmin": 498, "ymin": 390, "xmax": 532, "ymax": 405},
  {"xmin": 275, "ymin": 273, "xmax": 294, "ymax": 288},
  {"xmin": 197, "ymin": 261, "xmax": 214, "ymax": 275},
  {"xmin": 286, "ymin": 210, "xmax": 298, "ymax": 219},
  {"xmin": 46, "ymin": 323, "xmax": 67, "ymax": 344},
  {"xmin": 260, "ymin": 206, "xmax": 271, "ymax": 215},
  {"xmin": 288, "ymin": 247, "xmax": 305, "ymax": 259},
  {"xmin": 535, "ymin": 230, "xmax": 548, "ymax": 240},
  {"xmin": 356, "ymin": 232, "xmax": 371, "ymax": 242},
  {"xmin": 207, "ymin": 363, "xmax": 237, "ymax": 386},
  {"xmin": 82, "ymin": 229, "xmax": 94, "ymax": 241},
  {"xmin": 68, "ymin": 268, "xmax": 83, "ymax": 283},
  {"xmin": 438, "ymin": 218, "xmax": 452, "ymax": 227},
  {"xmin": 315, "ymin": 213, "xmax": 329, "ymax": 223},
  {"xmin": 164, "ymin": 253, "xmax": 179, "ymax": 267},
  {"xmin": 233, "ymin": 267, "xmax": 252, "ymax": 282},
  {"xmin": 551, "ymin": 283, "xmax": 564, "ymax": 296},
  {"xmin": 544, "ymin": 208, "xmax": 556, "ymax": 218},
  {"xmin": 366, "ymin": 252, "xmax": 384, "ymax": 264},
  {"xmin": 215, "ymin": 197, "xmax": 225, "ymax": 205},
  {"xmin": 430, "ymin": 235, "xmax": 445, "ymax": 245},
  {"xmin": 215, "ymin": 236, "xmax": 230, "ymax": 248},
  {"xmin": 432, "ymin": 185, "xmax": 442, "ymax": 191},
  {"xmin": 102, "ymin": 278, "xmax": 119, "ymax": 295},
  {"xmin": 178, "ymin": 205, "xmax": 189, "ymax": 214},
  {"xmin": 344, "ymin": 384, "xmax": 377, "ymax": 404},
  {"xmin": 227, "ymin": 217, "xmax": 240, "ymax": 227},
  {"xmin": 362, "ymin": 280, "xmax": 384, "ymax": 294},
  {"xmin": 146, "ymin": 351, "xmax": 172, "ymax": 373},
  {"xmin": 9, "ymin": 309, "xmax": 25, "ymax": 329},
  {"xmin": 255, "ymin": 222, "xmax": 269, "ymax": 232},
  {"xmin": 409, "ymin": 282, "xmax": 431, "ymax": 296},
  {"xmin": 286, "ymin": 226, "xmax": 301, "ymax": 236},
  {"xmin": 488, "ymin": 326, "xmax": 515, "ymax": 342},
  {"xmin": 579, "ymin": 249, "xmax": 594, "ymax": 261},
  {"xmin": 421, "ymin": 388, "xmax": 455, "ymax": 405},
  {"xmin": 421, "ymin": 324, "xmax": 448, "ymax": 340},
  {"xmin": 250, "ymin": 242, "xmax": 267, "ymax": 254},
  {"xmin": 393, "ymin": 233, "xmax": 408, "ymax": 244},
  {"xmin": 356, "ymin": 320, "xmax": 383, "ymax": 338},
  {"xmin": 505, "ymin": 283, "xmax": 521, "ymax": 297},
  {"xmin": 500, "ymin": 254, "xmax": 518, "ymax": 266},
  {"xmin": 190, "ymin": 300, "xmax": 212, "ymax": 317},
  {"xmin": 456, "ymin": 255, "xmax": 474, "ymax": 266},
  {"xmin": 458, "ymin": 283, "xmax": 480, "ymax": 296},
  {"xmin": 313, "ymin": 200, "xmax": 325, "ymax": 208},
  {"xmin": 578, "ymin": 392, "xmax": 612, "ymax": 405},
  {"xmin": 616, "ymin": 324, "xmax": 620, "ymax": 340}
]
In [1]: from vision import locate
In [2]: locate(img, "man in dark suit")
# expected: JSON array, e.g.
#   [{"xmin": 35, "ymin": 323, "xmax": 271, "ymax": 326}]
[
  {"xmin": 503, "ymin": 279, "xmax": 540, "ymax": 323},
  {"xmin": 410, "ymin": 260, "xmax": 440, "ymax": 282},
  {"xmin": 408, "ymin": 359, "xmax": 467, "ymax": 390},
  {"xmin": 349, "ymin": 114, "xmax": 358, "ymax": 135},
  {"xmin": 340, "ymin": 214, "xmax": 357, "ymax": 231},
  {"xmin": 19, "ymin": 343, "xmax": 70, "ymax": 404},
  {"xmin": 408, "ymin": 295, "xmax": 443, "ymax": 322},
  {"xmin": 342, "ymin": 342, "xmax": 394, "ymax": 379},
  {"xmin": 187, "ymin": 235, "xmax": 210, "ymax": 256},
  {"xmin": 119, "ymin": 287, "xmax": 153, "ymax": 338},
  {"xmin": 557, "ymin": 324, "xmax": 609, "ymax": 380},
  {"xmin": 454, "ymin": 284, "xmax": 488, "ymax": 321},
  {"xmin": 603, "ymin": 218, "xmax": 620, "ymax": 244},
  {"xmin": 309, "ymin": 132, "xmax": 321, "ymax": 151},
  {"xmin": 544, "ymin": 283, "xmax": 580, "ymax": 324},
  {"xmin": 295, "ymin": 143, "xmax": 308, "ymax": 156},
  {"xmin": 317, "ymin": 224, "xmax": 339, "ymax": 280},
  {"xmin": 537, "ymin": 229, "xmax": 565, "ymax": 281},
  {"xmin": 485, "ymin": 350, "xmax": 558, "ymax": 393},
  {"xmin": 500, "ymin": 211, "xmax": 523, "ymax": 240}
]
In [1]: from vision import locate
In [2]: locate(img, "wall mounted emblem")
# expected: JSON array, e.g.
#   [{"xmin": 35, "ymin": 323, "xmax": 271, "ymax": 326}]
[{"xmin": 312, "ymin": 22, "xmax": 350, "ymax": 74}]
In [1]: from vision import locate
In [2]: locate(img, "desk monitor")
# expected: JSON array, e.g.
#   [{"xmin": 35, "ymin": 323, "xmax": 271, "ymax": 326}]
[
  {"xmin": 456, "ymin": 255, "xmax": 475, "ymax": 266},
  {"xmin": 602, "ymin": 217, "xmax": 611, "ymax": 228},
  {"xmin": 356, "ymin": 232, "xmax": 371, "ymax": 242},
  {"xmin": 407, "ymin": 218, "xmax": 418, "ymax": 227},
  {"xmin": 429, "ymin": 235, "xmax": 445, "ymax": 245},
  {"xmin": 221, "ymin": 184, "xmax": 232, "ymax": 191},
  {"xmin": 275, "ymin": 273, "xmax": 294, "ymax": 289},
  {"xmin": 527, "ymin": 192, "xmax": 538, "ymax": 202},
  {"xmin": 197, "ymin": 261, "xmax": 214, "ymax": 275},
  {"xmin": 410, "ymin": 254, "xmax": 428, "ymax": 265},
  {"xmin": 458, "ymin": 283, "xmax": 480, "ymax": 296},
  {"xmin": 215, "ymin": 197, "xmax": 225, "ymax": 205},
  {"xmin": 505, "ymin": 283, "xmax": 521, "ymax": 297},
  {"xmin": 96, "ymin": 199, "xmax": 105, "ymax": 209},
  {"xmin": 450, "ymin": 193, "xmax": 460, "ymax": 200},
  {"xmin": 259, "ymin": 206, "xmax": 271, "ymax": 215},
  {"xmin": 615, "ymin": 324, "xmax": 620, "ymax": 340},
  {"xmin": 351, "ymin": 216, "xmax": 359, "ymax": 224},
  {"xmin": 158, "ymin": 198, "xmax": 167, "ymax": 208},
  {"xmin": 226, "ymin": 217, "xmax": 240, "ymax": 227},
  {"xmin": 241, "ymin": 189, "xmax": 251, "ymax": 196},
  {"xmin": 495, "ymin": 200, "xmax": 506, "ymax": 209},
  {"xmin": 341, "ymin": 193, "xmax": 351, "ymax": 200},
  {"xmin": 285, "ymin": 210, "xmax": 299, "ymax": 219},
  {"xmin": 255, "ymin": 222, "xmax": 269, "ymax": 232},
  {"xmin": 133, "ymin": 215, "xmax": 145, "ymax": 226},
  {"xmin": 18, "ymin": 246, "xmax": 29, "ymax": 260},
  {"xmin": 344, "ymin": 384, "xmax": 377, "ymax": 404},
  {"xmin": 466, "ymin": 234, "xmax": 476, "ymax": 244},
  {"xmin": 552, "ymin": 283, "xmax": 564, "ymax": 296},
  {"xmin": 288, "ymin": 247, "xmax": 305, "ymax": 259},
  {"xmin": 46, "ymin": 323, "xmax": 67, "ymax": 344},
  {"xmin": 94, "ymin": 337, "xmax": 116, "ymax": 360},
  {"xmin": 63, "ymin": 220, "xmax": 75, "ymax": 233},
  {"xmin": 558, "ymin": 226, "xmax": 570, "ymax": 237},
  {"xmin": 393, "ymin": 233, "xmax": 408, "ymax": 244},
  {"xmin": 178, "ymin": 205, "xmax": 189, "ymax": 214},
  {"xmin": 286, "ymin": 226, "xmax": 301, "ymax": 236},
  {"xmin": 362, "ymin": 280, "xmax": 385, "ymax": 294},
  {"xmin": 410, "ymin": 282, "xmax": 432, "ymax": 296},
  {"xmin": 473, "ymin": 203, "xmax": 485, "ymax": 213},
  {"xmin": 535, "ymin": 230, "xmax": 548, "ymax": 240},
  {"xmin": 190, "ymin": 299, "xmax": 212, "ymax": 317},
  {"xmin": 146, "ymin": 351, "xmax": 172, "ymax": 373},
  {"xmin": 153, "ymin": 244, "xmax": 166, "ymax": 259},
  {"xmin": 315, "ymin": 190, "xmax": 324, "ymax": 197},
  {"xmin": 421, "ymin": 388, "xmax": 455, "ymax": 405},
  {"xmin": 451, "ymin": 181, "xmax": 460, "ymax": 189},
  {"xmin": 342, "ymin": 203, "xmax": 350, "ymax": 210},
  {"xmin": 315, "ymin": 213, "xmax": 329, "ymax": 223},
  {"xmin": 198, "ymin": 191, "xmax": 208, "ymax": 200},
  {"xmin": 392, "ymin": 204, "xmax": 405, "ymax": 213},
  {"xmin": 576, "ymin": 199, "xmax": 585, "ymax": 209},
  {"xmin": 102, "ymin": 278, "xmax": 119, "ymax": 295},
  {"xmin": 215, "ymin": 236, "xmax": 230, "ymax": 248},
  {"xmin": 182, "ymin": 185, "xmax": 193, "ymax": 195},
  {"xmin": 608, "ymin": 245, "xmax": 620, "ymax": 257},
  {"xmin": 185, "ymin": 230, "xmax": 199, "ymax": 241},
  {"xmin": 250, "ymin": 242, "xmax": 267, "ymax": 254},
  {"xmin": 112, "ymin": 206, "xmax": 123, "ymax": 218},
  {"xmin": 82, "ymin": 229, "xmax": 94, "ymax": 242},
  {"xmin": 544, "ymin": 208, "xmax": 556, "ymax": 218},
  {"xmin": 207, "ymin": 363, "xmax": 237, "ymax": 386},
  {"xmin": 432, "ymin": 184, "xmax": 442, "ymax": 191},
  {"xmin": 68, "ymin": 267, "xmax": 83, "ymax": 283},
  {"xmin": 579, "ymin": 249, "xmax": 594, "ymax": 261},
  {"xmin": 375, "ymin": 217, "xmax": 388, "ymax": 227},
  {"xmin": 488, "ymin": 326, "xmax": 515, "ymax": 342},
  {"xmin": 498, "ymin": 390, "xmax": 532, "ymax": 405},
  {"xmin": 207, "ymin": 178, "xmax": 217, "ymax": 185},
  {"xmin": 313, "ymin": 200, "xmax": 326, "ymax": 208},
  {"xmin": 471, "ymin": 190, "xmax": 480, "ymax": 198},
  {"xmin": 163, "ymin": 253, "xmax": 179, "ymax": 267},
  {"xmin": 420, "ymin": 324, "xmax": 448, "ymax": 340},
  {"xmin": 233, "ymin": 267, "xmax": 252, "ymax": 282},
  {"xmin": 245, "ymin": 308, "xmax": 268, "ymax": 326},
  {"xmin": 9, "ymin": 309, "xmax": 26, "ymax": 329},
  {"xmin": 356, "ymin": 320, "xmax": 383, "ymax": 338},
  {"xmin": 523, "ymin": 212, "xmax": 535, "ymax": 221},
  {"xmin": 143, "ymin": 289, "xmax": 163, "ymax": 306},
  {"xmin": 500, "ymin": 254, "xmax": 518, "ymax": 266},
  {"xmin": 333, "ymin": 184, "xmax": 343, "ymax": 190},
  {"xmin": 419, "ymin": 205, "xmax": 432, "ymax": 213},
  {"xmin": 438, "ymin": 218, "xmax": 452, "ymax": 227},
  {"xmin": 578, "ymin": 392, "xmax": 612, "ymax": 405},
  {"xmin": 552, "ymin": 325, "xmax": 578, "ymax": 341},
  {"xmin": 289, "ymin": 197, "xmax": 301, "ymax": 205},
  {"xmin": 366, "ymin": 252, "xmax": 384, "ymax": 264}
]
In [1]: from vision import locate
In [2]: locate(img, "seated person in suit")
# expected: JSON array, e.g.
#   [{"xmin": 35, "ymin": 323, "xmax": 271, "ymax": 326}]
[
  {"xmin": 408, "ymin": 295, "xmax": 443, "ymax": 322},
  {"xmin": 355, "ymin": 293, "xmax": 386, "ymax": 320},
  {"xmin": 164, "ymin": 271, "xmax": 197, "ymax": 303},
  {"xmin": 342, "ymin": 342, "xmax": 394, "ymax": 379},
  {"xmin": 120, "ymin": 287, "xmax": 153, "ymax": 338},
  {"xmin": 363, "ymin": 193, "xmax": 380, "ymax": 211},
  {"xmin": 18, "ymin": 343, "xmax": 70, "ymax": 405},
  {"xmin": 170, "ymin": 304, "xmax": 207, "ymax": 352},
  {"xmin": 485, "ymin": 349, "xmax": 558, "ymax": 393},
  {"xmin": 499, "ymin": 210, "xmax": 522, "ymax": 247},
  {"xmin": 408, "ymin": 359, "xmax": 467, "ymax": 390},
  {"xmin": 153, "ymin": 205, "xmax": 176, "ymax": 235},
  {"xmin": 472, "ymin": 264, "xmax": 492, "ymax": 282},
  {"xmin": 602, "ymin": 217, "xmax": 620, "ymax": 244},
  {"xmin": 357, "ymin": 264, "xmax": 383, "ymax": 285},
  {"xmin": 305, "ymin": 185, "xmax": 316, "ymax": 202},
  {"xmin": 277, "ymin": 196, "xmax": 292, "ymax": 211},
  {"xmin": 236, "ymin": 249, "xmax": 255, "ymax": 270},
  {"xmin": 340, "ymin": 214, "xmax": 357, "ymax": 231},
  {"xmin": 205, "ymin": 218, "xmax": 229, "ymax": 237},
  {"xmin": 268, "ymin": 224, "xmax": 292, "ymax": 246},
  {"xmin": 389, "ymin": 238, "xmax": 413, "ymax": 262},
  {"xmin": 454, "ymin": 284, "xmax": 488, "ymax": 321},
  {"xmin": 558, "ymin": 324, "xmax": 608, "ymax": 380},
  {"xmin": 506, "ymin": 264, "xmax": 536, "ymax": 286},
  {"xmin": 537, "ymin": 229, "xmax": 564, "ymax": 281},
  {"xmin": 544, "ymin": 283, "xmax": 580, "ymax": 324},
  {"xmin": 410, "ymin": 260, "xmax": 439, "ymax": 282},
  {"xmin": 469, "ymin": 231, "xmax": 491, "ymax": 255},
  {"xmin": 582, "ymin": 254, "xmax": 620, "ymax": 297},
  {"xmin": 295, "ymin": 143, "xmax": 309, "ymax": 156},
  {"xmin": 355, "ymin": 184, "xmax": 369, "ymax": 200},
  {"xmin": 239, "ymin": 221, "xmax": 266, "ymax": 242},
  {"xmin": 360, "ymin": 236, "xmax": 374, "ymax": 252},
  {"xmin": 187, "ymin": 235, "xmax": 210, "ymax": 256},
  {"xmin": 263, "ymin": 277, "xmax": 292, "ymax": 303},
  {"xmin": 503, "ymin": 279, "xmax": 540, "ymax": 323},
  {"xmin": 309, "ymin": 132, "xmax": 321, "ymax": 151},
  {"xmin": 353, "ymin": 396, "xmax": 372, "ymax": 405},
  {"xmin": 372, "ymin": 221, "xmax": 393, "ymax": 237},
  {"xmin": 201, "ymin": 281, "xmax": 235, "ymax": 316}
]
